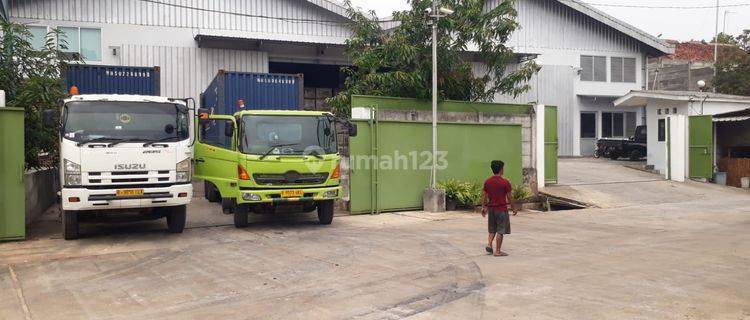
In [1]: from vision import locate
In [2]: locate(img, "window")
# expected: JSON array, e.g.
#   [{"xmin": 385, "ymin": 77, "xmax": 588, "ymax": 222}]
[
  {"xmin": 611, "ymin": 57, "xmax": 636, "ymax": 83},
  {"xmin": 58, "ymin": 27, "xmax": 80, "ymax": 54},
  {"xmin": 199, "ymin": 119, "xmax": 233, "ymax": 150},
  {"xmin": 602, "ymin": 112, "xmax": 637, "ymax": 138},
  {"xmin": 58, "ymin": 27, "xmax": 101, "ymax": 61},
  {"xmin": 27, "ymin": 26, "xmax": 48, "ymax": 50},
  {"xmin": 658, "ymin": 119, "xmax": 666, "ymax": 142},
  {"xmin": 580, "ymin": 113, "xmax": 596, "ymax": 138},
  {"xmin": 625, "ymin": 112, "xmax": 637, "ymax": 137},
  {"xmin": 580, "ymin": 55, "xmax": 606, "ymax": 82}
]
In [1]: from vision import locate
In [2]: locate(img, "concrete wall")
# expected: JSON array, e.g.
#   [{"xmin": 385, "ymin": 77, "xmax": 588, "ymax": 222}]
[
  {"xmin": 24, "ymin": 168, "xmax": 58, "ymax": 226},
  {"xmin": 648, "ymin": 59, "xmax": 714, "ymax": 92},
  {"xmin": 666, "ymin": 115, "xmax": 688, "ymax": 182}
]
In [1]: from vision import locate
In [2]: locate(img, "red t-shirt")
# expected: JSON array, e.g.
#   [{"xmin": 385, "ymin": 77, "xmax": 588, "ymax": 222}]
[{"xmin": 484, "ymin": 175, "xmax": 512, "ymax": 210}]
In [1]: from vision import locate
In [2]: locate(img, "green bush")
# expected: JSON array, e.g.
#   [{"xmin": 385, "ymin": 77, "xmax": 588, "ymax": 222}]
[
  {"xmin": 438, "ymin": 179, "xmax": 482, "ymax": 207},
  {"xmin": 512, "ymin": 184, "xmax": 533, "ymax": 201},
  {"xmin": 438, "ymin": 179, "xmax": 462, "ymax": 202}
]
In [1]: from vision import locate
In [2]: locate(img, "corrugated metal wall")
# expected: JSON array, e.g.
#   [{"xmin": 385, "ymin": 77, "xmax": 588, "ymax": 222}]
[
  {"xmin": 10, "ymin": 0, "xmax": 350, "ymax": 40},
  {"xmin": 477, "ymin": 63, "xmax": 577, "ymax": 156},
  {"xmin": 484, "ymin": 0, "xmax": 640, "ymax": 53},
  {"xmin": 121, "ymin": 45, "xmax": 268, "ymax": 101}
]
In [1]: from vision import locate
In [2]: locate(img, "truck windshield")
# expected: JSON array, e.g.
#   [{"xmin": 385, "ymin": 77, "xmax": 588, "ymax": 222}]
[
  {"xmin": 240, "ymin": 115, "xmax": 337, "ymax": 156},
  {"xmin": 62, "ymin": 101, "xmax": 189, "ymax": 143}
]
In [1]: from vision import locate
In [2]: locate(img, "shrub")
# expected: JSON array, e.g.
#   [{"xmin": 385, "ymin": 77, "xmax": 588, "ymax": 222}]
[
  {"xmin": 438, "ymin": 179, "xmax": 462, "ymax": 202},
  {"xmin": 512, "ymin": 184, "xmax": 533, "ymax": 201},
  {"xmin": 439, "ymin": 179, "xmax": 483, "ymax": 207}
]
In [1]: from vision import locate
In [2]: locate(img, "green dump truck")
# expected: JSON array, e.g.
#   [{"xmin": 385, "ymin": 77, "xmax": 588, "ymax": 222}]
[{"xmin": 195, "ymin": 110, "xmax": 356, "ymax": 227}]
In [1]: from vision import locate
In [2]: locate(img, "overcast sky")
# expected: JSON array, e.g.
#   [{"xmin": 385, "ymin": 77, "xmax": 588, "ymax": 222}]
[{"xmin": 348, "ymin": 0, "xmax": 750, "ymax": 42}]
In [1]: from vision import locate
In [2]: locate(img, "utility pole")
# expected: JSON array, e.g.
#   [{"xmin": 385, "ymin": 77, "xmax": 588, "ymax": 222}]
[
  {"xmin": 431, "ymin": 0, "xmax": 438, "ymax": 189},
  {"xmin": 713, "ymin": 0, "xmax": 719, "ymax": 93}
]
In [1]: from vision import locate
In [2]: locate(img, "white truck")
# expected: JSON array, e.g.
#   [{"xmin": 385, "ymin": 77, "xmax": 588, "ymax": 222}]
[{"xmin": 45, "ymin": 94, "xmax": 194, "ymax": 239}]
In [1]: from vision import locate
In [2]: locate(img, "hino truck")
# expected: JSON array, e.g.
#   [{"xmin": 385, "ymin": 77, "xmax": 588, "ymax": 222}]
[
  {"xmin": 45, "ymin": 94, "xmax": 194, "ymax": 239},
  {"xmin": 195, "ymin": 110, "xmax": 356, "ymax": 227}
]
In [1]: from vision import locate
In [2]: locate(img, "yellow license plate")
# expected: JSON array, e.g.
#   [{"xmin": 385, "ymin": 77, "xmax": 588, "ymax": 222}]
[
  {"xmin": 116, "ymin": 189, "xmax": 144, "ymax": 197},
  {"xmin": 280, "ymin": 190, "xmax": 304, "ymax": 198}
]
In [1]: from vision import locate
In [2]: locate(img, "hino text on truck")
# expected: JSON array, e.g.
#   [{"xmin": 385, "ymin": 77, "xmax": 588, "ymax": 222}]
[
  {"xmin": 44, "ymin": 92, "xmax": 195, "ymax": 239},
  {"xmin": 196, "ymin": 110, "xmax": 356, "ymax": 227}
]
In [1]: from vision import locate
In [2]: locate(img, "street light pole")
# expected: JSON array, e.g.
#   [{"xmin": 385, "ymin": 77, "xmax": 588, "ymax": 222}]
[
  {"xmin": 431, "ymin": 0, "xmax": 438, "ymax": 189},
  {"xmin": 713, "ymin": 0, "xmax": 719, "ymax": 93}
]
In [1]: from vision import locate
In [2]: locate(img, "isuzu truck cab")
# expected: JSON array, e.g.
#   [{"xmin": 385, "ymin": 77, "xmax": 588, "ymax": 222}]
[
  {"xmin": 196, "ymin": 110, "xmax": 356, "ymax": 227},
  {"xmin": 45, "ymin": 94, "xmax": 194, "ymax": 239}
]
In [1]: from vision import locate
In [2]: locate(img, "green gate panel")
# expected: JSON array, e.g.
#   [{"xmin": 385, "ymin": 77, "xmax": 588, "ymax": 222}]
[
  {"xmin": 0, "ymin": 108, "xmax": 26, "ymax": 241},
  {"xmin": 544, "ymin": 106, "xmax": 558, "ymax": 184},
  {"xmin": 349, "ymin": 120, "xmax": 522, "ymax": 214},
  {"xmin": 689, "ymin": 115, "xmax": 713, "ymax": 180}
]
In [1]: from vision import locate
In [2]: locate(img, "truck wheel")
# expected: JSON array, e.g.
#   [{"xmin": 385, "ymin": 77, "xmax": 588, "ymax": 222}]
[
  {"xmin": 62, "ymin": 210, "xmax": 79, "ymax": 240},
  {"xmin": 629, "ymin": 150, "xmax": 642, "ymax": 161},
  {"xmin": 317, "ymin": 200, "xmax": 334, "ymax": 225},
  {"xmin": 234, "ymin": 204, "xmax": 249, "ymax": 228},
  {"xmin": 204, "ymin": 181, "xmax": 221, "ymax": 203},
  {"xmin": 166, "ymin": 205, "xmax": 187, "ymax": 233}
]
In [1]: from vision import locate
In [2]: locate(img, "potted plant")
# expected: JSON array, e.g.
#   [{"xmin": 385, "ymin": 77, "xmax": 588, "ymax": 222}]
[
  {"xmin": 438, "ymin": 179, "xmax": 461, "ymax": 211},
  {"xmin": 511, "ymin": 184, "xmax": 535, "ymax": 210}
]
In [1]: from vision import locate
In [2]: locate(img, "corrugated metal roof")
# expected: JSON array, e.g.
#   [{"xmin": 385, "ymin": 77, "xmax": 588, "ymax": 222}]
[
  {"xmin": 713, "ymin": 116, "xmax": 750, "ymax": 122},
  {"xmin": 713, "ymin": 108, "xmax": 750, "ymax": 122},
  {"xmin": 379, "ymin": 0, "xmax": 674, "ymax": 55},
  {"xmin": 555, "ymin": 0, "xmax": 673, "ymax": 55}
]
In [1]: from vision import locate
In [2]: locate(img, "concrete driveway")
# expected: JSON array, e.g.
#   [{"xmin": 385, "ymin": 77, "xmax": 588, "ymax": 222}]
[{"xmin": 2, "ymin": 160, "xmax": 750, "ymax": 319}]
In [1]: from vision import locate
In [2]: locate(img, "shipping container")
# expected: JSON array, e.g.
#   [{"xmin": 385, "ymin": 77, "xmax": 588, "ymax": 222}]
[
  {"xmin": 64, "ymin": 64, "xmax": 161, "ymax": 95},
  {"xmin": 201, "ymin": 70, "xmax": 303, "ymax": 115}
]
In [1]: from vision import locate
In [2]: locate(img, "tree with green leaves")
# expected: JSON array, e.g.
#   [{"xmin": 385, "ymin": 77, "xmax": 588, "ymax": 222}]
[
  {"xmin": 327, "ymin": 0, "xmax": 539, "ymax": 116},
  {"xmin": 1, "ymin": 19, "xmax": 78, "ymax": 169},
  {"xmin": 714, "ymin": 49, "xmax": 750, "ymax": 96},
  {"xmin": 712, "ymin": 32, "xmax": 739, "ymax": 46},
  {"xmin": 712, "ymin": 29, "xmax": 750, "ymax": 96}
]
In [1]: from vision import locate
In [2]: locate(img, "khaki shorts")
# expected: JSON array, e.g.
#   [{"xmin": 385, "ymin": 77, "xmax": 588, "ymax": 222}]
[{"xmin": 488, "ymin": 208, "xmax": 511, "ymax": 235}]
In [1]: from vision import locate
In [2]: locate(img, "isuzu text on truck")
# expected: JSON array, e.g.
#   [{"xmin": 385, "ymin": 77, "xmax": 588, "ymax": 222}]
[
  {"xmin": 196, "ymin": 110, "xmax": 356, "ymax": 227},
  {"xmin": 45, "ymin": 94, "xmax": 194, "ymax": 239}
]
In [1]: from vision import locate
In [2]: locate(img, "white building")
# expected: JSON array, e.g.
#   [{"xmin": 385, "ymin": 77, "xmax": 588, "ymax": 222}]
[
  {"xmin": 614, "ymin": 90, "xmax": 750, "ymax": 175},
  {"xmin": 5, "ymin": 0, "xmax": 673, "ymax": 156}
]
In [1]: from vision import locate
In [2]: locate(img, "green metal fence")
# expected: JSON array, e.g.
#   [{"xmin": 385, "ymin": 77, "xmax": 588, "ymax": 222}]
[
  {"xmin": 349, "ymin": 96, "xmax": 527, "ymax": 214},
  {"xmin": 0, "ymin": 107, "xmax": 26, "ymax": 241}
]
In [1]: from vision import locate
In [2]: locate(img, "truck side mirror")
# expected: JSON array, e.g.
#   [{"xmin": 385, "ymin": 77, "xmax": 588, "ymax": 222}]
[
  {"xmin": 43, "ymin": 109, "xmax": 59, "ymax": 127},
  {"xmin": 348, "ymin": 123, "xmax": 358, "ymax": 137},
  {"xmin": 224, "ymin": 121, "xmax": 234, "ymax": 137}
]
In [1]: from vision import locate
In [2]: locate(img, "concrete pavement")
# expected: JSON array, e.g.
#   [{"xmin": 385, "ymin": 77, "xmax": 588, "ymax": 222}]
[{"xmin": 1, "ymin": 158, "xmax": 750, "ymax": 319}]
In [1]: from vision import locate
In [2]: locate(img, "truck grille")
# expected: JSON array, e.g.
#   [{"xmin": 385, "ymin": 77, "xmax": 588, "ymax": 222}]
[
  {"xmin": 85, "ymin": 170, "xmax": 172, "ymax": 186},
  {"xmin": 253, "ymin": 172, "xmax": 328, "ymax": 185}
]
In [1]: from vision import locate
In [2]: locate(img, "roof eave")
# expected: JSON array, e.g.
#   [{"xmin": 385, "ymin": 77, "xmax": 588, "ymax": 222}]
[
  {"xmin": 305, "ymin": 0, "xmax": 351, "ymax": 22},
  {"xmin": 556, "ymin": 0, "xmax": 674, "ymax": 56}
]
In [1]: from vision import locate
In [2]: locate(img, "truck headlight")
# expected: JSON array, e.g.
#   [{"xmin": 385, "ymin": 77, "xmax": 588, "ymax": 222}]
[
  {"xmin": 242, "ymin": 193, "xmax": 261, "ymax": 201},
  {"xmin": 64, "ymin": 159, "xmax": 81, "ymax": 186},
  {"xmin": 323, "ymin": 189, "xmax": 339, "ymax": 198},
  {"xmin": 176, "ymin": 158, "xmax": 191, "ymax": 182}
]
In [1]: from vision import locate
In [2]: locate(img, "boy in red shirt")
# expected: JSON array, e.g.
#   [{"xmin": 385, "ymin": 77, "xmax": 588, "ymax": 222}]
[{"xmin": 481, "ymin": 160, "xmax": 517, "ymax": 257}]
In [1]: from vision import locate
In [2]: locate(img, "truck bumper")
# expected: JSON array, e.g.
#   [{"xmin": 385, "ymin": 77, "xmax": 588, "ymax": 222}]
[
  {"xmin": 61, "ymin": 183, "xmax": 193, "ymax": 211},
  {"xmin": 237, "ymin": 185, "xmax": 342, "ymax": 204}
]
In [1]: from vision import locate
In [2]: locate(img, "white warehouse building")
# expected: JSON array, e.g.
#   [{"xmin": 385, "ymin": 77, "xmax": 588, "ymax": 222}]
[{"xmin": 5, "ymin": 0, "xmax": 673, "ymax": 156}]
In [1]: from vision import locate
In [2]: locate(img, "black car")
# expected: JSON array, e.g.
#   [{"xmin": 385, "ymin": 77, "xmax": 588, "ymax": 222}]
[{"xmin": 595, "ymin": 125, "xmax": 647, "ymax": 161}]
